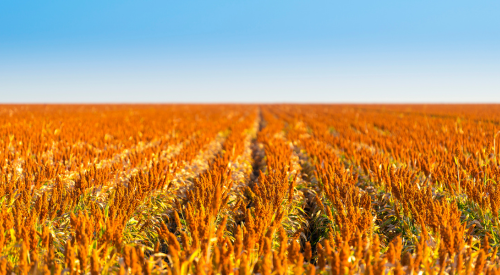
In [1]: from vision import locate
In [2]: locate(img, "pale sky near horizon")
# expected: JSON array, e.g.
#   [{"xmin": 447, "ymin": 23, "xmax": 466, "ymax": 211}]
[{"xmin": 1, "ymin": 1, "xmax": 499, "ymax": 103}]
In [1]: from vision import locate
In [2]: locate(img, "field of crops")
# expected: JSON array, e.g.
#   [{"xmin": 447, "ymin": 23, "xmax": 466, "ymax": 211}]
[{"xmin": 4, "ymin": 104, "xmax": 500, "ymax": 274}]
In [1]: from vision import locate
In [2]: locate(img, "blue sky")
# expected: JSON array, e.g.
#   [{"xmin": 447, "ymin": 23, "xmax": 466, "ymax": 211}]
[{"xmin": 1, "ymin": 0, "xmax": 499, "ymax": 103}]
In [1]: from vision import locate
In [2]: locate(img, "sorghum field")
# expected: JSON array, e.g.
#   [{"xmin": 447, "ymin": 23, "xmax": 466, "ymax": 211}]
[{"xmin": 3, "ymin": 104, "xmax": 500, "ymax": 275}]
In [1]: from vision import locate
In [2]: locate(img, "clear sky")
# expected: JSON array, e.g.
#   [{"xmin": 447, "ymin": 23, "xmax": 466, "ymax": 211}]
[{"xmin": 1, "ymin": 0, "xmax": 499, "ymax": 103}]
